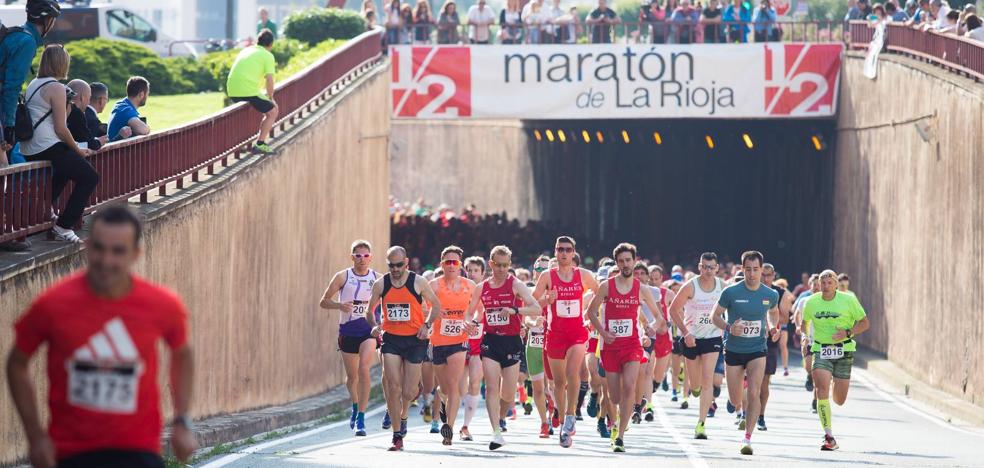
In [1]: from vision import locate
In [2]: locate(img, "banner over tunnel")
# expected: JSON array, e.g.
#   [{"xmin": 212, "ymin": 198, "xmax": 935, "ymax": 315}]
[{"xmin": 391, "ymin": 43, "xmax": 843, "ymax": 119}]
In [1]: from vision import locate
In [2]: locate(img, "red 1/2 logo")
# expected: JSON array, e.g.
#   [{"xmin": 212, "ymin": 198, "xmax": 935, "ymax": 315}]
[
  {"xmin": 391, "ymin": 46, "xmax": 472, "ymax": 118},
  {"xmin": 763, "ymin": 43, "xmax": 842, "ymax": 116}
]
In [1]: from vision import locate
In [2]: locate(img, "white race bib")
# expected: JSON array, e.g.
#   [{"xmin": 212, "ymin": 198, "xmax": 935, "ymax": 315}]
[
  {"xmin": 697, "ymin": 314, "xmax": 713, "ymax": 326},
  {"xmin": 468, "ymin": 322, "xmax": 484, "ymax": 339},
  {"xmin": 529, "ymin": 333, "xmax": 545, "ymax": 348},
  {"xmin": 440, "ymin": 319, "xmax": 464, "ymax": 337},
  {"xmin": 733, "ymin": 320, "xmax": 762, "ymax": 337},
  {"xmin": 819, "ymin": 345, "xmax": 845, "ymax": 360},
  {"xmin": 486, "ymin": 309, "xmax": 511, "ymax": 326},
  {"xmin": 386, "ymin": 303, "xmax": 411, "ymax": 322},
  {"xmin": 556, "ymin": 299, "xmax": 581, "ymax": 318},
  {"xmin": 608, "ymin": 318, "xmax": 633, "ymax": 338},
  {"xmin": 67, "ymin": 361, "xmax": 141, "ymax": 414},
  {"xmin": 351, "ymin": 301, "xmax": 368, "ymax": 318}
]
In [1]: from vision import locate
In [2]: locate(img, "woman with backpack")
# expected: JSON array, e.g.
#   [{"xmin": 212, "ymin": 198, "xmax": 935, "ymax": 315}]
[{"xmin": 19, "ymin": 45, "xmax": 98, "ymax": 243}]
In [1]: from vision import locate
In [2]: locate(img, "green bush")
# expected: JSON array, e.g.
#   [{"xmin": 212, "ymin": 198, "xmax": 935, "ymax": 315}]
[
  {"xmin": 275, "ymin": 39, "xmax": 344, "ymax": 81},
  {"xmin": 283, "ymin": 8, "xmax": 365, "ymax": 45}
]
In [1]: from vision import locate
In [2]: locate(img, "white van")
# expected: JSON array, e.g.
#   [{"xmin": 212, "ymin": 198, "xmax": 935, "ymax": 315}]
[{"xmin": 0, "ymin": 2, "xmax": 195, "ymax": 57}]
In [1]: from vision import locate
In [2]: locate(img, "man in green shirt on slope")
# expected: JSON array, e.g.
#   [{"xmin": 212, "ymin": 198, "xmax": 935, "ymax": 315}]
[
  {"xmin": 227, "ymin": 28, "xmax": 279, "ymax": 154},
  {"xmin": 801, "ymin": 269, "xmax": 870, "ymax": 452}
]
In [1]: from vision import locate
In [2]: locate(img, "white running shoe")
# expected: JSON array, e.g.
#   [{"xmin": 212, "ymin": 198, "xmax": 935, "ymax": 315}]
[{"xmin": 52, "ymin": 225, "xmax": 81, "ymax": 243}]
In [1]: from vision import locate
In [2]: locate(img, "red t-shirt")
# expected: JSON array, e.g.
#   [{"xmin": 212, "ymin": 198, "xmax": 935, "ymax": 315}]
[
  {"xmin": 13, "ymin": 272, "xmax": 189, "ymax": 459},
  {"xmin": 480, "ymin": 276, "xmax": 522, "ymax": 336}
]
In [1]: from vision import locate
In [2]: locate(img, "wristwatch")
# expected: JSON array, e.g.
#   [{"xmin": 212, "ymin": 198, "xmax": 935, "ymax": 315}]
[
  {"xmin": 845, "ymin": 329, "xmax": 854, "ymax": 339},
  {"xmin": 172, "ymin": 415, "xmax": 193, "ymax": 430}
]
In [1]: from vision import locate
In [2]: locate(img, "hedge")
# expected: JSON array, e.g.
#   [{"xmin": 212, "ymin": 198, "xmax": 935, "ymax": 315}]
[{"xmin": 283, "ymin": 8, "xmax": 365, "ymax": 45}]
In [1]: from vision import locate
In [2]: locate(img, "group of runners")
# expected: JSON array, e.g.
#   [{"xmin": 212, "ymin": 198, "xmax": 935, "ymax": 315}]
[{"xmin": 321, "ymin": 236, "xmax": 872, "ymax": 455}]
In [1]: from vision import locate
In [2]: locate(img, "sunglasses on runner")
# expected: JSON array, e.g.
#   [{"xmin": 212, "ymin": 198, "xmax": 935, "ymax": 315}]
[
  {"xmin": 534, "ymin": 266, "xmax": 548, "ymax": 272},
  {"xmin": 352, "ymin": 253, "xmax": 371, "ymax": 259},
  {"xmin": 555, "ymin": 246, "xmax": 574, "ymax": 253},
  {"xmin": 388, "ymin": 261, "xmax": 406, "ymax": 269},
  {"xmin": 443, "ymin": 259, "xmax": 461, "ymax": 266}
]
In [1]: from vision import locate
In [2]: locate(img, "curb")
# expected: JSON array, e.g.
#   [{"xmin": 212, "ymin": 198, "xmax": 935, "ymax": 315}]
[
  {"xmin": 163, "ymin": 367, "xmax": 383, "ymax": 462},
  {"xmin": 853, "ymin": 348, "xmax": 984, "ymax": 428}
]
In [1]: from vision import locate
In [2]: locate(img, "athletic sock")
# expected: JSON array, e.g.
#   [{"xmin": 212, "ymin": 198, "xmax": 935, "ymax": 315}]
[
  {"xmin": 519, "ymin": 386, "xmax": 529, "ymax": 404},
  {"xmin": 817, "ymin": 399, "xmax": 832, "ymax": 435},
  {"xmin": 351, "ymin": 403, "xmax": 358, "ymax": 414},
  {"xmin": 463, "ymin": 394, "xmax": 476, "ymax": 426},
  {"xmin": 577, "ymin": 381, "xmax": 590, "ymax": 408}
]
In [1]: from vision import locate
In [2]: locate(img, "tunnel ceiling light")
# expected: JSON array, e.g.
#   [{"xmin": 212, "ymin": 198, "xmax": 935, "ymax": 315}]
[
  {"xmin": 705, "ymin": 135, "xmax": 715, "ymax": 149},
  {"xmin": 534, "ymin": 129, "xmax": 542, "ymax": 141},
  {"xmin": 653, "ymin": 132, "xmax": 662, "ymax": 145},
  {"xmin": 596, "ymin": 131, "xmax": 604, "ymax": 143},
  {"xmin": 545, "ymin": 129, "xmax": 554, "ymax": 142},
  {"xmin": 811, "ymin": 135, "xmax": 825, "ymax": 151},
  {"xmin": 582, "ymin": 130, "xmax": 591, "ymax": 143},
  {"xmin": 558, "ymin": 129, "xmax": 566, "ymax": 142},
  {"xmin": 742, "ymin": 133, "xmax": 753, "ymax": 149},
  {"xmin": 621, "ymin": 130, "xmax": 630, "ymax": 144}
]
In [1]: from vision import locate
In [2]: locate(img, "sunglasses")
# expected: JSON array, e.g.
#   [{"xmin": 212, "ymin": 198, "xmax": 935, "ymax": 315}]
[
  {"xmin": 534, "ymin": 266, "xmax": 547, "ymax": 272},
  {"xmin": 388, "ymin": 261, "xmax": 406, "ymax": 269},
  {"xmin": 492, "ymin": 261, "xmax": 511, "ymax": 268},
  {"xmin": 443, "ymin": 259, "xmax": 461, "ymax": 266},
  {"xmin": 555, "ymin": 246, "xmax": 574, "ymax": 253},
  {"xmin": 352, "ymin": 253, "xmax": 371, "ymax": 259}
]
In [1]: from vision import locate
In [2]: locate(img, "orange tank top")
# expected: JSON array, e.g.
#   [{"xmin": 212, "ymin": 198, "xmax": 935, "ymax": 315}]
[
  {"xmin": 381, "ymin": 272, "xmax": 425, "ymax": 336},
  {"xmin": 430, "ymin": 276, "xmax": 474, "ymax": 346}
]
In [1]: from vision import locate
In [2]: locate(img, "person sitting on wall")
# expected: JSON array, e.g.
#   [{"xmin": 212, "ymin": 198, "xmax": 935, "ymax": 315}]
[{"xmin": 226, "ymin": 28, "xmax": 279, "ymax": 155}]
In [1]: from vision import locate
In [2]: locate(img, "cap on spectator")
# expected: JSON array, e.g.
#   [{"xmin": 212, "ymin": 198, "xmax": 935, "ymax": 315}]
[{"xmin": 905, "ymin": 0, "xmax": 916, "ymax": 7}]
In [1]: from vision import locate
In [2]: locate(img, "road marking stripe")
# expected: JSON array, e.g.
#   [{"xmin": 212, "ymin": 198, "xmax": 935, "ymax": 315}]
[
  {"xmin": 652, "ymin": 398, "xmax": 709, "ymax": 468},
  {"xmin": 199, "ymin": 405, "xmax": 388, "ymax": 467}
]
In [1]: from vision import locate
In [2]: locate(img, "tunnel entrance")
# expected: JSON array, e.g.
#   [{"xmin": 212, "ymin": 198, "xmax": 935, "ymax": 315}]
[{"xmin": 523, "ymin": 119, "xmax": 837, "ymax": 274}]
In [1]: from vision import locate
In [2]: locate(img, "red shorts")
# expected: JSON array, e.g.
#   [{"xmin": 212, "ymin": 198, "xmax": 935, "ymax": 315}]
[
  {"xmin": 468, "ymin": 338, "xmax": 482, "ymax": 356},
  {"xmin": 546, "ymin": 328, "xmax": 588, "ymax": 360},
  {"xmin": 600, "ymin": 346, "xmax": 644, "ymax": 373},
  {"xmin": 654, "ymin": 333, "xmax": 672, "ymax": 359},
  {"xmin": 586, "ymin": 337, "xmax": 599, "ymax": 354}
]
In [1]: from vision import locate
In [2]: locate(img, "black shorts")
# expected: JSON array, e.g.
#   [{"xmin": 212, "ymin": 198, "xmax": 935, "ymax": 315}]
[
  {"xmin": 58, "ymin": 450, "xmax": 164, "ymax": 468},
  {"xmin": 724, "ymin": 349, "xmax": 768, "ymax": 368},
  {"xmin": 672, "ymin": 337, "xmax": 684, "ymax": 356},
  {"xmin": 381, "ymin": 333, "xmax": 429, "ymax": 364},
  {"xmin": 643, "ymin": 341, "xmax": 655, "ymax": 354},
  {"xmin": 432, "ymin": 342, "xmax": 468, "ymax": 365},
  {"xmin": 338, "ymin": 335, "xmax": 375, "ymax": 354},
  {"xmin": 765, "ymin": 343, "xmax": 778, "ymax": 375},
  {"xmin": 231, "ymin": 95, "xmax": 275, "ymax": 113},
  {"xmin": 481, "ymin": 334, "xmax": 524, "ymax": 368},
  {"xmin": 518, "ymin": 345, "xmax": 528, "ymax": 374},
  {"xmin": 680, "ymin": 336, "xmax": 723, "ymax": 360}
]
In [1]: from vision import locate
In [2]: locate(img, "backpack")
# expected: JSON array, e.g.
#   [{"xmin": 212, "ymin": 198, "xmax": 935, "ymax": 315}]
[{"xmin": 14, "ymin": 79, "xmax": 56, "ymax": 142}]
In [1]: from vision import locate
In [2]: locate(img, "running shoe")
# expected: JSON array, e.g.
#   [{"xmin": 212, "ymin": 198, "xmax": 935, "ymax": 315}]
[
  {"xmin": 506, "ymin": 406, "xmax": 514, "ymax": 418},
  {"xmin": 388, "ymin": 434, "xmax": 404, "ymax": 451},
  {"xmin": 812, "ymin": 398, "xmax": 818, "ymax": 413},
  {"xmin": 671, "ymin": 389, "xmax": 679, "ymax": 402},
  {"xmin": 661, "ymin": 377, "xmax": 669, "ymax": 391},
  {"xmin": 613, "ymin": 437, "xmax": 625, "ymax": 453},
  {"xmin": 757, "ymin": 415, "xmax": 767, "ymax": 431},
  {"xmin": 708, "ymin": 401, "xmax": 718, "ymax": 418},
  {"xmin": 400, "ymin": 418, "xmax": 408, "ymax": 437},
  {"xmin": 587, "ymin": 393, "xmax": 600, "ymax": 418},
  {"xmin": 692, "ymin": 387, "xmax": 702, "ymax": 397},
  {"xmin": 575, "ymin": 408, "xmax": 583, "ymax": 421},
  {"xmin": 355, "ymin": 413, "xmax": 366, "ymax": 437},
  {"xmin": 737, "ymin": 418, "xmax": 746, "ymax": 431},
  {"xmin": 499, "ymin": 419, "xmax": 507, "ymax": 432},
  {"xmin": 713, "ymin": 386, "xmax": 722, "ymax": 398},
  {"xmin": 805, "ymin": 376, "xmax": 814, "ymax": 392},
  {"xmin": 430, "ymin": 420, "xmax": 440, "ymax": 433},
  {"xmin": 253, "ymin": 142, "xmax": 274, "ymax": 154},
  {"xmin": 597, "ymin": 419, "xmax": 611, "ymax": 438},
  {"xmin": 551, "ymin": 407, "xmax": 561, "ymax": 428},
  {"xmin": 440, "ymin": 423, "xmax": 453, "ymax": 445},
  {"xmin": 821, "ymin": 435, "xmax": 839, "ymax": 451},
  {"xmin": 740, "ymin": 442, "xmax": 753, "ymax": 455},
  {"xmin": 610, "ymin": 425, "xmax": 619, "ymax": 446},
  {"xmin": 567, "ymin": 416, "xmax": 577, "ymax": 436},
  {"xmin": 631, "ymin": 411, "xmax": 642, "ymax": 424},
  {"xmin": 459, "ymin": 426, "xmax": 473, "ymax": 441},
  {"xmin": 382, "ymin": 411, "xmax": 392, "ymax": 430},
  {"xmin": 350, "ymin": 408, "xmax": 357, "ymax": 430},
  {"xmin": 440, "ymin": 402, "xmax": 447, "ymax": 423},
  {"xmin": 489, "ymin": 432, "xmax": 505, "ymax": 451},
  {"xmin": 783, "ymin": 367, "xmax": 789, "ymax": 377},
  {"xmin": 539, "ymin": 422, "xmax": 551, "ymax": 438},
  {"xmin": 680, "ymin": 400, "xmax": 689, "ymax": 410},
  {"xmin": 695, "ymin": 421, "xmax": 707, "ymax": 439},
  {"xmin": 645, "ymin": 409, "xmax": 655, "ymax": 422},
  {"xmin": 524, "ymin": 401, "xmax": 533, "ymax": 415},
  {"xmin": 423, "ymin": 404, "xmax": 433, "ymax": 423},
  {"xmin": 559, "ymin": 431, "xmax": 573, "ymax": 448},
  {"xmin": 726, "ymin": 400, "xmax": 736, "ymax": 414}
]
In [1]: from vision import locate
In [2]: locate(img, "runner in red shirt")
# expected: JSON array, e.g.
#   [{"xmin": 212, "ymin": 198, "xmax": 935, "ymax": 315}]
[
  {"xmin": 6, "ymin": 206, "xmax": 196, "ymax": 468},
  {"xmin": 458, "ymin": 256, "xmax": 487, "ymax": 442},
  {"xmin": 463, "ymin": 245, "xmax": 540, "ymax": 451},
  {"xmin": 585, "ymin": 243, "xmax": 666, "ymax": 453},
  {"xmin": 532, "ymin": 235, "xmax": 599, "ymax": 448}
]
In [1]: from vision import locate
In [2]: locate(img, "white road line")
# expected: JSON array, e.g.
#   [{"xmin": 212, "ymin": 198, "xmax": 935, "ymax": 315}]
[
  {"xmin": 652, "ymin": 398, "xmax": 709, "ymax": 468},
  {"xmin": 853, "ymin": 368, "xmax": 984, "ymax": 438},
  {"xmin": 199, "ymin": 405, "xmax": 388, "ymax": 467}
]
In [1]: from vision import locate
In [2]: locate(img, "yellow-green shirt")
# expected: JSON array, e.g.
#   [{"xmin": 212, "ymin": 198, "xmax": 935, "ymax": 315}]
[
  {"xmin": 802, "ymin": 291, "xmax": 866, "ymax": 352},
  {"xmin": 226, "ymin": 46, "xmax": 275, "ymax": 98}
]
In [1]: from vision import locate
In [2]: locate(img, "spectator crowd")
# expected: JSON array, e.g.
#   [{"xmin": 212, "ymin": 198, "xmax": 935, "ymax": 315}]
[{"xmin": 857, "ymin": 0, "xmax": 983, "ymax": 41}]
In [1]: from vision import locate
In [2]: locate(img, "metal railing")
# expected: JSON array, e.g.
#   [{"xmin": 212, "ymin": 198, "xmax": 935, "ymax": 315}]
[
  {"xmin": 848, "ymin": 20, "xmax": 984, "ymax": 81},
  {"xmin": 384, "ymin": 20, "xmax": 844, "ymax": 45},
  {"xmin": 0, "ymin": 29, "xmax": 384, "ymax": 244}
]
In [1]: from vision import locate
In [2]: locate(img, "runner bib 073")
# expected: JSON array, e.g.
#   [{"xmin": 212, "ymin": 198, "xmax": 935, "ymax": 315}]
[
  {"xmin": 386, "ymin": 303, "xmax": 411, "ymax": 322},
  {"xmin": 733, "ymin": 319, "xmax": 762, "ymax": 337}
]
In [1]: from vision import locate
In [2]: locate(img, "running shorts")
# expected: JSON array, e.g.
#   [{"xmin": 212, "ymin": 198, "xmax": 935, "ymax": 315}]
[
  {"xmin": 586, "ymin": 337, "xmax": 599, "ymax": 354},
  {"xmin": 724, "ymin": 349, "xmax": 767, "ymax": 368},
  {"xmin": 231, "ymin": 96, "xmax": 275, "ymax": 113},
  {"xmin": 600, "ymin": 345, "xmax": 643, "ymax": 373},
  {"xmin": 432, "ymin": 342, "xmax": 468, "ymax": 365},
  {"xmin": 811, "ymin": 351, "xmax": 855, "ymax": 379},
  {"xmin": 338, "ymin": 334, "xmax": 376, "ymax": 354},
  {"xmin": 765, "ymin": 340, "xmax": 779, "ymax": 375},
  {"xmin": 679, "ymin": 336, "xmax": 723, "ymax": 360},
  {"xmin": 518, "ymin": 346, "xmax": 528, "ymax": 374},
  {"xmin": 481, "ymin": 334, "xmax": 524, "ymax": 367},
  {"xmin": 381, "ymin": 333, "xmax": 429, "ymax": 364},
  {"xmin": 526, "ymin": 345, "xmax": 545, "ymax": 376},
  {"xmin": 546, "ymin": 329, "xmax": 588, "ymax": 360},
  {"xmin": 59, "ymin": 450, "xmax": 164, "ymax": 468},
  {"xmin": 654, "ymin": 333, "xmax": 672, "ymax": 359}
]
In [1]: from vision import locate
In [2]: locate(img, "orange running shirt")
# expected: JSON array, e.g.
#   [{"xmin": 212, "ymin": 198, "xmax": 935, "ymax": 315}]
[
  {"xmin": 430, "ymin": 276, "xmax": 474, "ymax": 346},
  {"xmin": 381, "ymin": 271, "xmax": 425, "ymax": 336}
]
